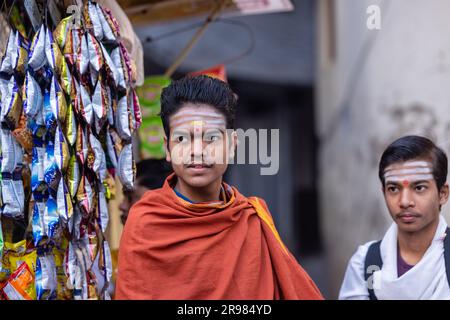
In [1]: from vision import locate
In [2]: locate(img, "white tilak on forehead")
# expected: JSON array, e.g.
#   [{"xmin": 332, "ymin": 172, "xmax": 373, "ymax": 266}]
[
  {"xmin": 383, "ymin": 161, "xmax": 434, "ymax": 183},
  {"xmin": 384, "ymin": 167, "xmax": 433, "ymax": 177},
  {"xmin": 384, "ymin": 161, "xmax": 431, "ymax": 170},
  {"xmin": 171, "ymin": 110, "xmax": 224, "ymax": 120},
  {"xmin": 170, "ymin": 117, "xmax": 226, "ymax": 127},
  {"xmin": 385, "ymin": 174, "xmax": 434, "ymax": 183}
]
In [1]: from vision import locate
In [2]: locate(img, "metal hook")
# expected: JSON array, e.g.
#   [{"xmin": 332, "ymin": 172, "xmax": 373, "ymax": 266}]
[
  {"xmin": 6, "ymin": 0, "xmax": 18, "ymax": 22},
  {"xmin": 44, "ymin": 0, "xmax": 49, "ymax": 26},
  {"xmin": 0, "ymin": 0, "xmax": 8, "ymax": 14},
  {"xmin": 209, "ymin": 18, "xmax": 255, "ymax": 67}
]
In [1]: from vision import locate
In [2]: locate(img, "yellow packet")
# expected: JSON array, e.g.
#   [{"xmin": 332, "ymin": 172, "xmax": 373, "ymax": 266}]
[
  {"xmin": 52, "ymin": 247, "xmax": 72, "ymax": 300},
  {"xmin": 53, "ymin": 15, "xmax": 74, "ymax": 49},
  {"xmin": 8, "ymin": 242, "xmax": 37, "ymax": 276},
  {"xmin": 0, "ymin": 252, "xmax": 11, "ymax": 282}
]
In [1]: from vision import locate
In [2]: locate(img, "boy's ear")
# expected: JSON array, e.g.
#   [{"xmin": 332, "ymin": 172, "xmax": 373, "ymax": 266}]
[
  {"xmin": 228, "ymin": 130, "xmax": 238, "ymax": 159},
  {"xmin": 439, "ymin": 182, "xmax": 449, "ymax": 206},
  {"xmin": 164, "ymin": 135, "xmax": 171, "ymax": 162}
]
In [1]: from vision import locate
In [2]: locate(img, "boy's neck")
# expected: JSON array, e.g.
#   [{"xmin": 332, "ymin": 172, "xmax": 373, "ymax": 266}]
[
  {"xmin": 397, "ymin": 217, "xmax": 440, "ymax": 265},
  {"xmin": 175, "ymin": 178, "xmax": 223, "ymax": 203}
]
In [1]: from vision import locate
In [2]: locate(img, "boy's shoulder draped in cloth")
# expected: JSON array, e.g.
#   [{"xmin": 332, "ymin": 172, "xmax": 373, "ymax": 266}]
[{"xmin": 116, "ymin": 174, "xmax": 323, "ymax": 300}]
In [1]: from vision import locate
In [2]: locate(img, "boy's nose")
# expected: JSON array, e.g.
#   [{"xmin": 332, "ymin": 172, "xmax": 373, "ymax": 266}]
[
  {"xmin": 399, "ymin": 189, "xmax": 415, "ymax": 209},
  {"xmin": 191, "ymin": 136, "xmax": 204, "ymax": 162}
]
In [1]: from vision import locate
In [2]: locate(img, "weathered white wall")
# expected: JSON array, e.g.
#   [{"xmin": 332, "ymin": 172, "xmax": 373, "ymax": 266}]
[{"xmin": 317, "ymin": 0, "xmax": 450, "ymax": 297}]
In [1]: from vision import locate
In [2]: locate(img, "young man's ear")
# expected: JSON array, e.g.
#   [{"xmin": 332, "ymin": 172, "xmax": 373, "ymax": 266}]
[
  {"xmin": 439, "ymin": 182, "xmax": 449, "ymax": 206},
  {"xmin": 164, "ymin": 135, "xmax": 171, "ymax": 163},
  {"xmin": 228, "ymin": 130, "xmax": 238, "ymax": 159}
]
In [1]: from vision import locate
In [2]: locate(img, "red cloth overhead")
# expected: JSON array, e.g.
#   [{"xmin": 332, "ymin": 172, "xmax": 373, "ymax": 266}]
[{"xmin": 116, "ymin": 174, "xmax": 323, "ymax": 300}]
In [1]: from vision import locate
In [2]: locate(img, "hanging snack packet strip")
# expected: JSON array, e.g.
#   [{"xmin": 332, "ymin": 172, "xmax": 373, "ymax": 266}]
[
  {"xmin": 35, "ymin": 248, "xmax": 57, "ymax": 300},
  {"xmin": 28, "ymin": 25, "xmax": 47, "ymax": 71},
  {"xmin": 1, "ymin": 76, "xmax": 23, "ymax": 131},
  {"xmin": 117, "ymin": 143, "xmax": 135, "ymax": 191}
]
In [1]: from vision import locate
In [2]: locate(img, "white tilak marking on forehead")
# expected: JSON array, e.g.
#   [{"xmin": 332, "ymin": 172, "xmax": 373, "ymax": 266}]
[
  {"xmin": 385, "ymin": 174, "xmax": 434, "ymax": 183},
  {"xmin": 384, "ymin": 167, "xmax": 433, "ymax": 177},
  {"xmin": 170, "ymin": 118, "xmax": 226, "ymax": 127},
  {"xmin": 384, "ymin": 161, "xmax": 432, "ymax": 172},
  {"xmin": 171, "ymin": 110, "xmax": 224, "ymax": 119}
]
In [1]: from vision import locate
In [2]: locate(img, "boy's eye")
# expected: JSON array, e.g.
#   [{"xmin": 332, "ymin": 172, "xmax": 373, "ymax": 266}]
[
  {"xmin": 206, "ymin": 135, "xmax": 220, "ymax": 142},
  {"xmin": 173, "ymin": 134, "xmax": 189, "ymax": 143},
  {"xmin": 387, "ymin": 186, "xmax": 399, "ymax": 193},
  {"xmin": 415, "ymin": 185, "xmax": 427, "ymax": 192}
]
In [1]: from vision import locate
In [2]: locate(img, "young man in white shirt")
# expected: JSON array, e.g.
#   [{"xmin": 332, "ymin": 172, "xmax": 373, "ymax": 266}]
[{"xmin": 339, "ymin": 135, "xmax": 450, "ymax": 299}]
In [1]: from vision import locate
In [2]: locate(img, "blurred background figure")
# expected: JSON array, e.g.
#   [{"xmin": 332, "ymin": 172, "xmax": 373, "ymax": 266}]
[
  {"xmin": 119, "ymin": 159, "xmax": 173, "ymax": 225},
  {"xmin": 108, "ymin": 158, "xmax": 172, "ymax": 298}
]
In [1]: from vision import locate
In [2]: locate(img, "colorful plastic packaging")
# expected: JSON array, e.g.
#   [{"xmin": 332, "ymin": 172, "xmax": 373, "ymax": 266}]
[
  {"xmin": 23, "ymin": 71, "xmax": 43, "ymax": 118},
  {"xmin": 1, "ymin": 262, "xmax": 36, "ymax": 300},
  {"xmin": 28, "ymin": 25, "xmax": 47, "ymax": 71},
  {"xmin": 35, "ymin": 251, "xmax": 57, "ymax": 300},
  {"xmin": 1, "ymin": 76, "xmax": 23, "ymax": 130},
  {"xmin": 117, "ymin": 143, "xmax": 135, "ymax": 191}
]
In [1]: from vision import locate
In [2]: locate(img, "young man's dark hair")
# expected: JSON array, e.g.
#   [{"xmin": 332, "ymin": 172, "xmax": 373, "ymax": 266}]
[
  {"xmin": 159, "ymin": 75, "xmax": 237, "ymax": 139},
  {"xmin": 378, "ymin": 135, "xmax": 448, "ymax": 190}
]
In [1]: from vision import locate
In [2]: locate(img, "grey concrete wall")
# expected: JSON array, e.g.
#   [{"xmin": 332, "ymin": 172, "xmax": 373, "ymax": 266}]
[
  {"xmin": 317, "ymin": 0, "xmax": 450, "ymax": 297},
  {"xmin": 136, "ymin": 0, "xmax": 315, "ymax": 85}
]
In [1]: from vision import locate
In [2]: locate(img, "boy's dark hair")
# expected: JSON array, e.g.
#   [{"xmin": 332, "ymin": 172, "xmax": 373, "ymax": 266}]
[
  {"xmin": 379, "ymin": 135, "xmax": 448, "ymax": 190},
  {"xmin": 159, "ymin": 75, "xmax": 237, "ymax": 139},
  {"xmin": 136, "ymin": 159, "xmax": 173, "ymax": 189}
]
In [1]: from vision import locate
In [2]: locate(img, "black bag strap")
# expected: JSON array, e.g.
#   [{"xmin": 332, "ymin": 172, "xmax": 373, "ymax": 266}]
[
  {"xmin": 444, "ymin": 227, "xmax": 450, "ymax": 289},
  {"xmin": 365, "ymin": 227, "xmax": 450, "ymax": 300},
  {"xmin": 364, "ymin": 240, "xmax": 382, "ymax": 300}
]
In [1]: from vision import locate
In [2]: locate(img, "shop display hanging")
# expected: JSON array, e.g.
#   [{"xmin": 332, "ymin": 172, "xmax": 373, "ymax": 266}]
[{"xmin": 0, "ymin": 0, "xmax": 141, "ymax": 300}]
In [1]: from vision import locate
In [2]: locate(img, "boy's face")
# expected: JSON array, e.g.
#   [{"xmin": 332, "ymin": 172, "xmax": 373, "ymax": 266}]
[
  {"xmin": 382, "ymin": 159, "xmax": 449, "ymax": 234},
  {"xmin": 165, "ymin": 103, "xmax": 236, "ymax": 189}
]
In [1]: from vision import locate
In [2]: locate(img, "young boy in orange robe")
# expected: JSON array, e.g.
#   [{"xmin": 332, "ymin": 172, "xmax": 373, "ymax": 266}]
[{"xmin": 116, "ymin": 75, "xmax": 323, "ymax": 300}]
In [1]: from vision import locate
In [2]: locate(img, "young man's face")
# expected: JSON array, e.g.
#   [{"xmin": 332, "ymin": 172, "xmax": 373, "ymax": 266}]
[
  {"xmin": 382, "ymin": 159, "xmax": 449, "ymax": 233},
  {"xmin": 165, "ymin": 103, "xmax": 236, "ymax": 189}
]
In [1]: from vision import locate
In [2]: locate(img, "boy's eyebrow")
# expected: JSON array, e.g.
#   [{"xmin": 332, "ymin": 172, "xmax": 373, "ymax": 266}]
[
  {"xmin": 385, "ymin": 181, "xmax": 402, "ymax": 187},
  {"xmin": 205, "ymin": 128, "xmax": 225, "ymax": 133},
  {"xmin": 172, "ymin": 129, "xmax": 190, "ymax": 135},
  {"xmin": 409, "ymin": 180, "xmax": 431, "ymax": 185}
]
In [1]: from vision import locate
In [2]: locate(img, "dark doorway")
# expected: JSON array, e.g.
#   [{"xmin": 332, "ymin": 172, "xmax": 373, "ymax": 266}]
[{"xmin": 227, "ymin": 78, "xmax": 321, "ymax": 258}]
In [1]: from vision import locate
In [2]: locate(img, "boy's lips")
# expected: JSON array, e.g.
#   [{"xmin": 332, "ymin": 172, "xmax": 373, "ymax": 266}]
[
  {"xmin": 186, "ymin": 163, "xmax": 213, "ymax": 169},
  {"xmin": 396, "ymin": 212, "xmax": 421, "ymax": 223}
]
